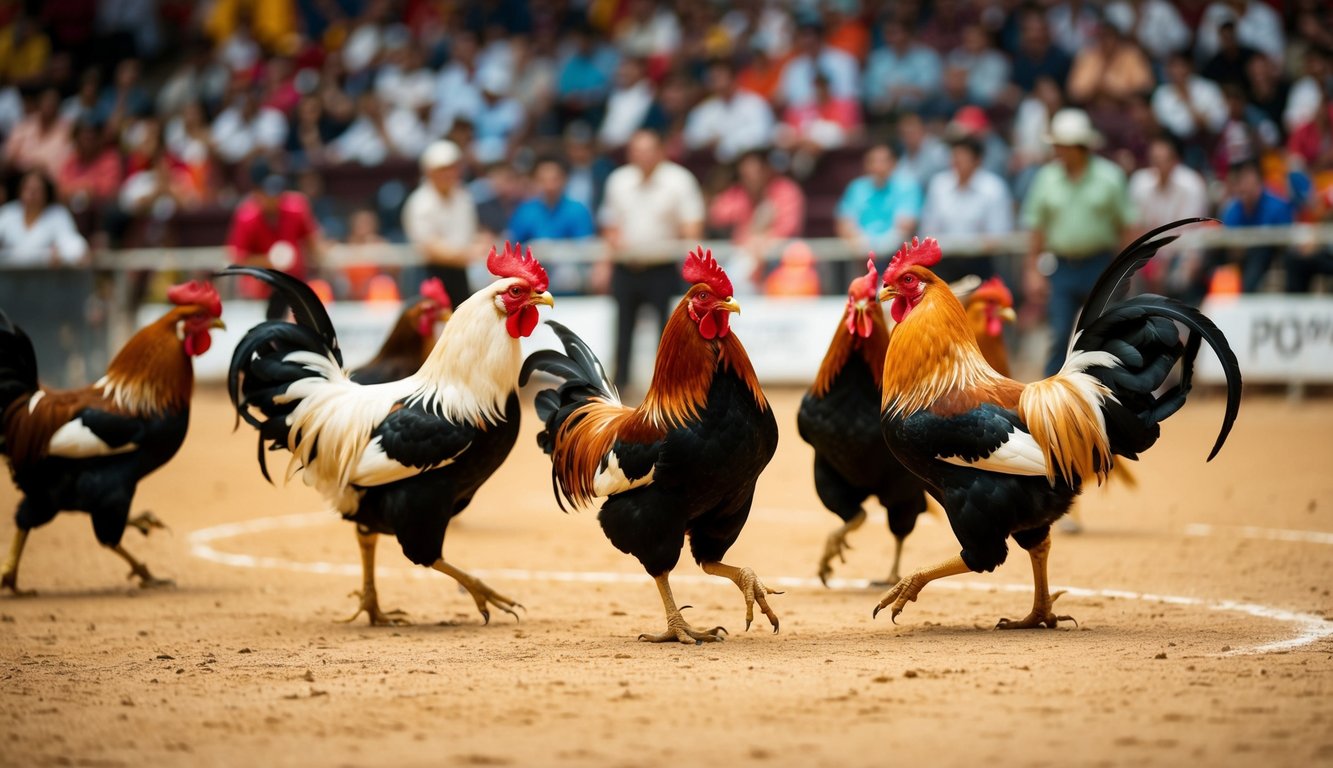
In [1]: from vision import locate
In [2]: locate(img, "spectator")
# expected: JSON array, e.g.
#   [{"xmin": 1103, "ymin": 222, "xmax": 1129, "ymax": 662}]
[
  {"xmin": 0, "ymin": 13, "xmax": 52, "ymax": 87},
  {"xmin": 511, "ymin": 34, "xmax": 558, "ymax": 137},
  {"xmin": 1105, "ymin": 0, "xmax": 1191, "ymax": 62},
  {"xmin": 60, "ymin": 69, "xmax": 101, "ymax": 124},
  {"xmin": 4, "ymin": 88, "xmax": 72, "ymax": 179},
  {"xmin": 508, "ymin": 157, "xmax": 596, "ymax": 243},
  {"xmin": 164, "ymin": 101, "xmax": 216, "ymax": 195},
  {"xmin": 1011, "ymin": 76, "xmax": 1064, "ymax": 194},
  {"xmin": 92, "ymin": 58, "xmax": 149, "ymax": 132},
  {"xmin": 596, "ymin": 129, "xmax": 704, "ymax": 390},
  {"xmin": 119, "ymin": 150, "xmax": 202, "ymax": 219},
  {"xmin": 823, "ymin": 4, "xmax": 870, "ymax": 62},
  {"xmin": 599, "ymin": 57, "xmax": 656, "ymax": 151},
  {"xmin": 555, "ymin": 25, "xmax": 618, "ymax": 129},
  {"xmin": 736, "ymin": 44, "xmax": 788, "ymax": 105},
  {"xmin": 1067, "ymin": 23, "xmax": 1154, "ymax": 106},
  {"xmin": 1152, "ymin": 53, "xmax": 1228, "ymax": 148},
  {"xmin": 342, "ymin": 208, "xmax": 393, "ymax": 301},
  {"xmin": 285, "ymin": 95, "xmax": 341, "ymax": 167},
  {"xmin": 895, "ymin": 113, "xmax": 950, "ymax": 187},
  {"xmin": 947, "ymin": 24, "xmax": 1010, "ymax": 108},
  {"xmin": 56, "ymin": 120, "xmax": 122, "ymax": 208},
  {"xmin": 1213, "ymin": 83, "xmax": 1280, "ymax": 177},
  {"xmin": 1021, "ymin": 108, "xmax": 1134, "ymax": 376},
  {"xmin": 946, "ymin": 107, "xmax": 1012, "ymax": 190},
  {"xmin": 614, "ymin": 0, "xmax": 681, "ymax": 69},
  {"xmin": 429, "ymin": 32, "xmax": 484, "ymax": 138},
  {"xmin": 326, "ymin": 91, "xmax": 428, "ymax": 166},
  {"xmin": 919, "ymin": 132, "xmax": 1014, "ymax": 282},
  {"xmin": 708, "ymin": 149, "xmax": 805, "ymax": 287},
  {"xmin": 471, "ymin": 68, "xmax": 525, "ymax": 164},
  {"xmin": 295, "ymin": 167, "xmax": 344, "ymax": 242},
  {"xmin": 1201, "ymin": 20, "xmax": 1260, "ymax": 96},
  {"xmin": 227, "ymin": 163, "xmax": 323, "ymax": 320},
  {"xmin": 471, "ymin": 161, "xmax": 525, "ymax": 238},
  {"xmin": 1285, "ymin": 46, "xmax": 1330, "ymax": 135},
  {"xmin": 919, "ymin": 64, "xmax": 974, "ymax": 123},
  {"xmin": 683, "ymin": 60, "xmax": 775, "ymax": 163},
  {"xmin": 157, "ymin": 43, "xmax": 229, "ymax": 116},
  {"xmin": 1047, "ymin": 0, "xmax": 1101, "ymax": 57},
  {"xmin": 836, "ymin": 143, "xmax": 923, "ymax": 255},
  {"xmin": 1288, "ymin": 184, "xmax": 1333, "ymax": 293},
  {"xmin": 642, "ymin": 73, "xmax": 695, "ymax": 159},
  {"xmin": 777, "ymin": 74, "xmax": 862, "ymax": 177},
  {"xmin": 862, "ymin": 19, "xmax": 942, "ymax": 118},
  {"xmin": 564, "ymin": 123, "xmax": 612, "ymax": 215},
  {"xmin": 1128, "ymin": 136, "xmax": 1210, "ymax": 297},
  {"xmin": 1007, "ymin": 10, "xmax": 1071, "ymax": 98},
  {"xmin": 1287, "ymin": 102, "xmax": 1333, "ymax": 171},
  {"xmin": 211, "ymin": 87, "xmax": 288, "ymax": 165},
  {"xmin": 1246, "ymin": 55, "xmax": 1289, "ymax": 133},
  {"xmin": 0, "ymin": 171, "xmax": 88, "ymax": 266},
  {"xmin": 1216, "ymin": 160, "xmax": 1293, "ymax": 293},
  {"xmin": 776, "ymin": 22, "xmax": 859, "ymax": 109},
  {"xmin": 375, "ymin": 40, "xmax": 435, "ymax": 113},
  {"xmin": 403, "ymin": 140, "xmax": 479, "ymax": 303},
  {"xmin": 1196, "ymin": 0, "xmax": 1284, "ymax": 65}
]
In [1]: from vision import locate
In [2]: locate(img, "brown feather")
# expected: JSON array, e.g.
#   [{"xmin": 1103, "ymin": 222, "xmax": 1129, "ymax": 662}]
[{"xmin": 810, "ymin": 304, "xmax": 889, "ymax": 398}]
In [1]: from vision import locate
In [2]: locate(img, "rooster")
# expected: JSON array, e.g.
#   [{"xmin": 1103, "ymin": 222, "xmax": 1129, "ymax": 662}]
[
  {"xmin": 0, "ymin": 282, "xmax": 224, "ymax": 593},
  {"xmin": 797, "ymin": 258, "xmax": 928, "ymax": 587},
  {"xmin": 873, "ymin": 219, "xmax": 1242, "ymax": 628},
  {"xmin": 351, "ymin": 278, "xmax": 453, "ymax": 385},
  {"xmin": 521, "ymin": 248, "xmax": 780, "ymax": 644},
  {"xmin": 964, "ymin": 276, "xmax": 1016, "ymax": 377},
  {"xmin": 219, "ymin": 243, "xmax": 553, "ymax": 626}
]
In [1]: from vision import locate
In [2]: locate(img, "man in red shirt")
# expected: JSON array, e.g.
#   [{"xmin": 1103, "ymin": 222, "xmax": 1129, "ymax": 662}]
[{"xmin": 227, "ymin": 162, "xmax": 323, "ymax": 319}]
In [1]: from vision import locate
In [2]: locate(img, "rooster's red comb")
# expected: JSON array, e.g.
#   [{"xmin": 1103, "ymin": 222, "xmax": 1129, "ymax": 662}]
[
  {"xmin": 970, "ymin": 276, "xmax": 1013, "ymax": 307},
  {"xmin": 167, "ymin": 280, "xmax": 222, "ymax": 318},
  {"xmin": 486, "ymin": 241, "xmax": 548, "ymax": 292},
  {"xmin": 883, "ymin": 237, "xmax": 942, "ymax": 284},
  {"xmin": 682, "ymin": 246, "xmax": 733, "ymax": 298},
  {"xmin": 849, "ymin": 256, "xmax": 879, "ymax": 301},
  {"xmin": 418, "ymin": 277, "xmax": 452, "ymax": 310}
]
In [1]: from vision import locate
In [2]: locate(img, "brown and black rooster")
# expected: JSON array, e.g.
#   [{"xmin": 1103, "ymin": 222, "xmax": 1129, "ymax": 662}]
[
  {"xmin": 522, "ymin": 248, "xmax": 781, "ymax": 644},
  {"xmin": 351, "ymin": 278, "xmax": 452, "ymax": 385},
  {"xmin": 0, "ymin": 282, "xmax": 224, "ymax": 592}
]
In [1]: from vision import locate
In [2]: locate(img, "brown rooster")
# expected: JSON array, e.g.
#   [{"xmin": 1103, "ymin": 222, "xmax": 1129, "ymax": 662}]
[
  {"xmin": 523, "ymin": 248, "xmax": 781, "ymax": 644},
  {"xmin": 351, "ymin": 278, "xmax": 453, "ymax": 385},
  {"xmin": 0, "ymin": 283, "xmax": 224, "ymax": 593},
  {"xmin": 964, "ymin": 277, "xmax": 1016, "ymax": 377}
]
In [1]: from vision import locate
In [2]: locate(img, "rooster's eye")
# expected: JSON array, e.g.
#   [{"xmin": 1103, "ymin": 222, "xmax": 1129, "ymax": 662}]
[
  {"xmin": 902, "ymin": 275, "xmax": 916, "ymax": 286},
  {"xmin": 698, "ymin": 291, "xmax": 711, "ymax": 301},
  {"xmin": 509, "ymin": 286, "xmax": 523, "ymax": 296}
]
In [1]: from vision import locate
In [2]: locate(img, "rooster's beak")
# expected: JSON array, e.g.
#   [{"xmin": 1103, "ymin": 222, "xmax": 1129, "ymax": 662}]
[
  {"xmin": 211, "ymin": 318, "xmax": 227, "ymax": 330},
  {"xmin": 999, "ymin": 307, "xmax": 1017, "ymax": 322},
  {"xmin": 532, "ymin": 292, "xmax": 555, "ymax": 307},
  {"xmin": 719, "ymin": 297, "xmax": 741, "ymax": 314},
  {"xmin": 878, "ymin": 287, "xmax": 896, "ymax": 303}
]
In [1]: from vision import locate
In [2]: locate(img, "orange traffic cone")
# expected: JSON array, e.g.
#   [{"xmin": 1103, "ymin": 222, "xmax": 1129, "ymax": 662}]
[
  {"xmin": 365, "ymin": 274, "xmax": 401, "ymax": 302},
  {"xmin": 308, "ymin": 278, "xmax": 335, "ymax": 304},
  {"xmin": 1208, "ymin": 264, "xmax": 1242, "ymax": 297}
]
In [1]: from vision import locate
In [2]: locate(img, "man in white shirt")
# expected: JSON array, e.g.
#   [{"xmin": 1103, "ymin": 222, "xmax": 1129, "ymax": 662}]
[
  {"xmin": 776, "ymin": 23, "xmax": 859, "ymax": 109},
  {"xmin": 210, "ymin": 89, "xmax": 288, "ymax": 164},
  {"xmin": 599, "ymin": 58, "xmax": 656, "ymax": 151},
  {"xmin": 596, "ymin": 129, "xmax": 704, "ymax": 389},
  {"xmin": 1152, "ymin": 53, "xmax": 1228, "ymax": 143},
  {"xmin": 1128, "ymin": 136, "xmax": 1209, "ymax": 298},
  {"xmin": 920, "ymin": 133, "xmax": 1014, "ymax": 281},
  {"xmin": 683, "ymin": 61, "xmax": 775, "ymax": 162},
  {"xmin": 327, "ymin": 92, "xmax": 428, "ymax": 166},
  {"xmin": 402, "ymin": 141, "xmax": 479, "ymax": 302}
]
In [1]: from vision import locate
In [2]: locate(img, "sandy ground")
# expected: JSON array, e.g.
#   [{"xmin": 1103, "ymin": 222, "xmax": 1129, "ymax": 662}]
[{"xmin": 1, "ymin": 388, "xmax": 1331, "ymax": 768}]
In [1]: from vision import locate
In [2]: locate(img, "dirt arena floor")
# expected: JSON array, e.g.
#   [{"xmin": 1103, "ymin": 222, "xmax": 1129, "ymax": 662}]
[{"xmin": 1, "ymin": 387, "xmax": 1331, "ymax": 768}]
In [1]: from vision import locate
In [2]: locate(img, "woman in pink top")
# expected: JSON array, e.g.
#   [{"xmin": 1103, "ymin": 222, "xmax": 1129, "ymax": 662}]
[
  {"xmin": 708, "ymin": 150, "xmax": 806, "ymax": 290},
  {"xmin": 776, "ymin": 75, "xmax": 863, "ymax": 177}
]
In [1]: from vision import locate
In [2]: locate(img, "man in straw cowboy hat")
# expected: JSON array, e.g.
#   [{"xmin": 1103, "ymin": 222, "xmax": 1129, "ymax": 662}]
[{"xmin": 1020, "ymin": 107, "xmax": 1135, "ymax": 376}]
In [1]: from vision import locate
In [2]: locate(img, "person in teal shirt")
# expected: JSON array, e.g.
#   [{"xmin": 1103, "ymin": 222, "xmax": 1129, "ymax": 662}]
[{"xmin": 836, "ymin": 144, "xmax": 924, "ymax": 255}]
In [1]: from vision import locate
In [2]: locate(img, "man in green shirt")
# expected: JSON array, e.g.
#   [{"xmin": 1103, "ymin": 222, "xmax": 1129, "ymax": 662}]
[{"xmin": 1021, "ymin": 108, "xmax": 1135, "ymax": 376}]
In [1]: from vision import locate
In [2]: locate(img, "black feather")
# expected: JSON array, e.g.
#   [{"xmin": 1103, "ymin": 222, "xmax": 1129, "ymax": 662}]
[
  {"xmin": 215, "ymin": 266, "xmax": 343, "ymax": 367},
  {"xmin": 0, "ymin": 308, "xmax": 39, "ymax": 423}
]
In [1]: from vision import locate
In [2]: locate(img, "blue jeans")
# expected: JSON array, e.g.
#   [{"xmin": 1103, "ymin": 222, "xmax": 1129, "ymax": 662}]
[{"xmin": 1045, "ymin": 251, "xmax": 1113, "ymax": 377}]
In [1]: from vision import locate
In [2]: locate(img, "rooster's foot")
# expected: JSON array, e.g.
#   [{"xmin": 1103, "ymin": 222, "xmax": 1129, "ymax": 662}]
[
  {"xmin": 872, "ymin": 555, "xmax": 972, "ymax": 623},
  {"xmin": 340, "ymin": 589, "xmax": 410, "ymax": 626},
  {"xmin": 456, "ymin": 575, "xmax": 523, "ymax": 625},
  {"xmin": 638, "ymin": 609, "xmax": 727, "ymax": 645},
  {"xmin": 817, "ymin": 510, "xmax": 865, "ymax": 586},
  {"xmin": 0, "ymin": 571, "xmax": 35, "ymax": 597},
  {"xmin": 996, "ymin": 590, "xmax": 1077, "ymax": 630},
  {"xmin": 702, "ymin": 563, "xmax": 782, "ymax": 633},
  {"xmin": 126, "ymin": 511, "xmax": 169, "ymax": 537}
]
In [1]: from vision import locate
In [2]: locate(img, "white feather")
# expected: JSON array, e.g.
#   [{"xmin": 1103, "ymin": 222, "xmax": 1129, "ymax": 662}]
[
  {"xmin": 592, "ymin": 450, "xmax": 655, "ymax": 497},
  {"xmin": 349, "ymin": 435, "xmax": 470, "ymax": 487},
  {"xmin": 938, "ymin": 427, "xmax": 1049, "ymax": 476},
  {"xmin": 26, "ymin": 390, "xmax": 45, "ymax": 413},
  {"xmin": 47, "ymin": 418, "xmax": 137, "ymax": 459}
]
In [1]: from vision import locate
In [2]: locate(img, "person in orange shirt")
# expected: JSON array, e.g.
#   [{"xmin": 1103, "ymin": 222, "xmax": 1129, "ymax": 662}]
[
  {"xmin": 737, "ymin": 44, "xmax": 789, "ymax": 104},
  {"xmin": 56, "ymin": 122, "xmax": 123, "ymax": 208},
  {"xmin": 1067, "ymin": 23, "xmax": 1154, "ymax": 105}
]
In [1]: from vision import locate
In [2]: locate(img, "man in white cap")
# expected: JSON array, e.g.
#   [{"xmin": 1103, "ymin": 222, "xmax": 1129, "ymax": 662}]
[
  {"xmin": 1021, "ymin": 107, "xmax": 1135, "ymax": 376},
  {"xmin": 403, "ymin": 140, "xmax": 479, "ymax": 301}
]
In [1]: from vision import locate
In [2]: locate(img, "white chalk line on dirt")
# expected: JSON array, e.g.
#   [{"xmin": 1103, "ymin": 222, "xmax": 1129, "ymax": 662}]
[
  {"xmin": 1184, "ymin": 522, "xmax": 1333, "ymax": 545},
  {"xmin": 186, "ymin": 511, "xmax": 1333, "ymax": 657}
]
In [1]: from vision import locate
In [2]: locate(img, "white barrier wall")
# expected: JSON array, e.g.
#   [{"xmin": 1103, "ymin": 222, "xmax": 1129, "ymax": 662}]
[{"xmin": 1198, "ymin": 296, "xmax": 1333, "ymax": 384}]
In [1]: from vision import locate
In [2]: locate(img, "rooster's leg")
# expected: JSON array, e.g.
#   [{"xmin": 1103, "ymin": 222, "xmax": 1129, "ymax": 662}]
[
  {"xmin": 1, "ymin": 528, "xmax": 35, "ymax": 596},
  {"xmin": 872, "ymin": 555, "xmax": 971, "ymax": 623},
  {"xmin": 700, "ymin": 562, "xmax": 783, "ymax": 633},
  {"xmin": 341, "ymin": 528, "xmax": 409, "ymax": 626},
  {"xmin": 818, "ymin": 509, "xmax": 865, "ymax": 586},
  {"xmin": 126, "ymin": 511, "xmax": 169, "ymax": 537},
  {"xmin": 109, "ymin": 544, "xmax": 174, "ymax": 589},
  {"xmin": 637, "ymin": 573, "xmax": 727, "ymax": 644},
  {"xmin": 997, "ymin": 534, "xmax": 1076, "ymax": 630},
  {"xmin": 868, "ymin": 536, "xmax": 906, "ymax": 589},
  {"xmin": 430, "ymin": 559, "xmax": 522, "ymax": 625}
]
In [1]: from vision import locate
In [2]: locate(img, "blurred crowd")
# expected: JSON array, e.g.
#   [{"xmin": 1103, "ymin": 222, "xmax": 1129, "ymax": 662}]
[{"xmin": 0, "ymin": 0, "xmax": 1330, "ymax": 305}]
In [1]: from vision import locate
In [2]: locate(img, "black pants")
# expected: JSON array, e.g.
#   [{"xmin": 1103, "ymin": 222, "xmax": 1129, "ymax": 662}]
[
  {"xmin": 612, "ymin": 262, "xmax": 680, "ymax": 390},
  {"xmin": 423, "ymin": 266, "xmax": 472, "ymax": 307}
]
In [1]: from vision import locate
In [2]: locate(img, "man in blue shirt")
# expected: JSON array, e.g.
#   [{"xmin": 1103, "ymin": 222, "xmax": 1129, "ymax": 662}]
[
  {"xmin": 836, "ymin": 144, "xmax": 924, "ymax": 256},
  {"xmin": 509, "ymin": 158, "xmax": 597, "ymax": 242},
  {"xmin": 1217, "ymin": 161, "xmax": 1293, "ymax": 294}
]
